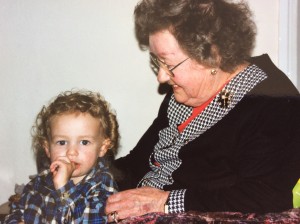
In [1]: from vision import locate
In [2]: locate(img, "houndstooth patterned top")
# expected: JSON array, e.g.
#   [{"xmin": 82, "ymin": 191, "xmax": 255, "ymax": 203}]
[{"xmin": 138, "ymin": 64, "xmax": 267, "ymax": 213}]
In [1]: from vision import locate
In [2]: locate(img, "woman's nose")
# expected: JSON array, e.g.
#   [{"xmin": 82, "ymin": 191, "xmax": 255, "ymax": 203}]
[{"xmin": 157, "ymin": 67, "xmax": 170, "ymax": 84}]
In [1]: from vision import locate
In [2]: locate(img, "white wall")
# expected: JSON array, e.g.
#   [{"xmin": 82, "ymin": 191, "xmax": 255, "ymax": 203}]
[
  {"xmin": 278, "ymin": 0, "xmax": 298, "ymax": 87},
  {"xmin": 247, "ymin": 0, "xmax": 279, "ymax": 63},
  {"xmin": 0, "ymin": 0, "xmax": 287, "ymax": 204}
]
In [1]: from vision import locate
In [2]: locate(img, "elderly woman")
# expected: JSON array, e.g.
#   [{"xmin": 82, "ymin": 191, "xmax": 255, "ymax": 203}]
[{"xmin": 106, "ymin": 0, "xmax": 300, "ymax": 221}]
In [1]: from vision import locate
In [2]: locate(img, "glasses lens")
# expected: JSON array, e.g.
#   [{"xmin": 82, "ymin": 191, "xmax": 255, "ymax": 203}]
[
  {"xmin": 150, "ymin": 53, "xmax": 160, "ymax": 68},
  {"xmin": 149, "ymin": 53, "xmax": 175, "ymax": 77}
]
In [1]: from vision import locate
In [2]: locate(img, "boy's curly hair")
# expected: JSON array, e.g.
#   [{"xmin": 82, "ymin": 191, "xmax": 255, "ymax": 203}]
[{"xmin": 32, "ymin": 90, "xmax": 119, "ymax": 172}]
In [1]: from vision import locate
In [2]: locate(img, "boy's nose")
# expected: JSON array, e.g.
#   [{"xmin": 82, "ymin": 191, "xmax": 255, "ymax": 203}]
[{"xmin": 67, "ymin": 145, "xmax": 78, "ymax": 157}]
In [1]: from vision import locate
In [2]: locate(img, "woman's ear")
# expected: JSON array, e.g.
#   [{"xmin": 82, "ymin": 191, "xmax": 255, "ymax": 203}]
[
  {"xmin": 43, "ymin": 141, "xmax": 51, "ymax": 158},
  {"xmin": 98, "ymin": 138, "xmax": 111, "ymax": 157}
]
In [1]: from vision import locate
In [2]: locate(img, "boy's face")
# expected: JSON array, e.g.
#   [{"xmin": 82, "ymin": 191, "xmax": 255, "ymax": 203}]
[{"xmin": 44, "ymin": 112, "xmax": 110, "ymax": 184}]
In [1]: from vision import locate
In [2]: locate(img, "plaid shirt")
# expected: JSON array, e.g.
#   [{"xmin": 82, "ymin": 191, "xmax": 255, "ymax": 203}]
[{"xmin": 5, "ymin": 158, "xmax": 117, "ymax": 224}]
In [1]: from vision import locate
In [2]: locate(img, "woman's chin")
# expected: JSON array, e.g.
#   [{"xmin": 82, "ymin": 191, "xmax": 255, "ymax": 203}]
[
  {"xmin": 174, "ymin": 95, "xmax": 201, "ymax": 107},
  {"xmin": 174, "ymin": 93, "xmax": 189, "ymax": 105}
]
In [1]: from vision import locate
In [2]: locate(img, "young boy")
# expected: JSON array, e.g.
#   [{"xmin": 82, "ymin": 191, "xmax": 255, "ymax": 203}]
[{"xmin": 5, "ymin": 90, "xmax": 119, "ymax": 224}]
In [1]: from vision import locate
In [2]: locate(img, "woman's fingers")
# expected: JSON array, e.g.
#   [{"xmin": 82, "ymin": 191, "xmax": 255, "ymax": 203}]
[{"xmin": 106, "ymin": 187, "xmax": 169, "ymax": 221}]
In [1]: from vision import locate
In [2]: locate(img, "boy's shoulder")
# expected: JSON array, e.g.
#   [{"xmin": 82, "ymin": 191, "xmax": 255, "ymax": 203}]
[
  {"xmin": 22, "ymin": 169, "xmax": 54, "ymax": 193},
  {"xmin": 82, "ymin": 159, "xmax": 117, "ymax": 193}
]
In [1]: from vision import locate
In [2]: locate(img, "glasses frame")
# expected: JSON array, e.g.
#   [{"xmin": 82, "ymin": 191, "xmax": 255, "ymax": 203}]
[{"xmin": 150, "ymin": 52, "xmax": 189, "ymax": 77}]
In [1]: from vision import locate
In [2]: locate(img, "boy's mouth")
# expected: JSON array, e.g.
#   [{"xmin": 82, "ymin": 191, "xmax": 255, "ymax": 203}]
[{"xmin": 74, "ymin": 163, "xmax": 80, "ymax": 169}]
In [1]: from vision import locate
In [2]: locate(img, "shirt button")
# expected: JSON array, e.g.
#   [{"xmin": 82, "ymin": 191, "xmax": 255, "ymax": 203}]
[
  {"xmin": 61, "ymin": 192, "xmax": 70, "ymax": 200},
  {"xmin": 172, "ymin": 137, "xmax": 176, "ymax": 144}
]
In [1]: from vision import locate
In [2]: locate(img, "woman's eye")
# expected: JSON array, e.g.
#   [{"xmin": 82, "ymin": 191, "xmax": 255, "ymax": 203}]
[
  {"xmin": 80, "ymin": 140, "xmax": 90, "ymax": 145},
  {"xmin": 56, "ymin": 140, "xmax": 66, "ymax": 146},
  {"xmin": 166, "ymin": 64, "xmax": 174, "ymax": 70}
]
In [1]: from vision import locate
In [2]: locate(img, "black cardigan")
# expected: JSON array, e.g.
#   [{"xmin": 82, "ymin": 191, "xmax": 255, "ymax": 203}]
[{"xmin": 115, "ymin": 54, "xmax": 300, "ymax": 213}]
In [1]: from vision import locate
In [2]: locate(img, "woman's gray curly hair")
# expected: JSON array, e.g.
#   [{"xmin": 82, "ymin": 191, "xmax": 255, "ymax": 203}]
[{"xmin": 134, "ymin": 0, "xmax": 256, "ymax": 73}]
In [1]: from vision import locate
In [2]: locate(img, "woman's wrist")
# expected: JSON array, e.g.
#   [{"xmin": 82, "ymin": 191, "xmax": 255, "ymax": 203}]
[
  {"xmin": 164, "ymin": 189, "xmax": 187, "ymax": 213},
  {"xmin": 164, "ymin": 192, "xmax": 171, "ymax": 213}
]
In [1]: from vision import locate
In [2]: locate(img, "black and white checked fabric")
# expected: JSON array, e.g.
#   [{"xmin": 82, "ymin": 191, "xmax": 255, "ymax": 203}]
[
  {"xmin": 138, "ymin": 65, "xmax": 267, "ymax": 213},
  {"xmin": 168, "ymin": 189, "xmax": 186, "ymax": 213}
]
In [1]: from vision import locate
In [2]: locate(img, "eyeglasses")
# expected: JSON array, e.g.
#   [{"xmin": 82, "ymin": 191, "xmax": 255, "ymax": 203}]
[{"xmin": 150, "ymin": 52, "xmax": 189, "ymax": 77}]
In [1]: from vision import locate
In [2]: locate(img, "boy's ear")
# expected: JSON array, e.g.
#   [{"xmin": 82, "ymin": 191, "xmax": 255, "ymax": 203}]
[
  {"xmin": 98, "ymin": 138, "xmax": 111, "ymax": 157},
  {"xmin": 43, "ymin": 141, "xmax": 51, "ymax": 158}
]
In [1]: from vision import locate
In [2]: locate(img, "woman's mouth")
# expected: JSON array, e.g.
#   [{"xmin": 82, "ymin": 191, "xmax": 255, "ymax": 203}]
[{"xmin": 172, "ymin": 84, "xmax": 180, "ymax": 90}]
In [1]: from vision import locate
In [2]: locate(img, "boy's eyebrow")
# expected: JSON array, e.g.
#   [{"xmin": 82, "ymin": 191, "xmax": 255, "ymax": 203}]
[
  {"xmin": 78, "ymin": 135, "xmax": 98, "ymax": 140},
  {"xmin": 51, "ymin": 135, "xmax": 67, "ymax": 139},
  {"xmin": 51, "ymin": 135, "xmax": 99, "ymax": 139}
]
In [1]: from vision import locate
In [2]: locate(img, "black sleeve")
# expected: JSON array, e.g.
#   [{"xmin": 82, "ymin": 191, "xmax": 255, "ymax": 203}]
[{"xmin": 184, "ymin": 97, "xmax": 300, "ymax": 213}]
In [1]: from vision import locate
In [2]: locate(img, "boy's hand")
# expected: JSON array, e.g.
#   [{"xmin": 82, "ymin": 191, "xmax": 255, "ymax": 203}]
[{"xmin": 50, "ymin": 157, "xmax": 75, "ymax": 189}]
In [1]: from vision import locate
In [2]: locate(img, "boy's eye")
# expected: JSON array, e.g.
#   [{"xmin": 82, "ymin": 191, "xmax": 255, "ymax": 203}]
[
  {"xmin": 80, "ymin": 140, "xmax": 90, "ymax": 146},
  {"xmin": 56, "ymin": 140, "xmax": 66, "ymax": 146}
]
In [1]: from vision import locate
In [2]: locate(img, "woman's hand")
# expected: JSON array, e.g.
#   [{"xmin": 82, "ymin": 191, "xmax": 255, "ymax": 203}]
[
  {"xmin": 105, "ymin": 186, "xmax": 169, "ymax": 222},
  {"xmin": 49, "ymin": 156, "xmax": 75, "ymax": 189}
]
